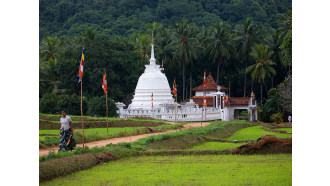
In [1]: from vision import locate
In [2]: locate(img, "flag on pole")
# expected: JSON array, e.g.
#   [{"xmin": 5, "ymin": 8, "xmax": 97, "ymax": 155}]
[
  {"xmin": 78, "ymin": 48, "xmax": 85, "ymax": 83},
  {"xmin": 203, "ymin": 71, "xmax": 206, "ymax": 87},
  {"xmin": 172, "ymin": 80, "xmax": 177, "ymax": 97},
  {"xmin": 151, "ymin": 93, "xmax": 153, "ymax": 107},
  {"xmin": 102, "ymin": 72, "xmax": 107, "ymax": 94},
  {"xmin": 204, "ymin": 96, "xmax": 207, "ymax": 106}
]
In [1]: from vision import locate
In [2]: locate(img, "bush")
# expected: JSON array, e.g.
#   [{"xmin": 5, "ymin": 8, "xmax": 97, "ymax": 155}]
[
  {"xmin": 87, "ymin": 95, "xmax": 118, "ymax": 117},
  {"xmin": 271, "ymin": 112, "xmax": 283, "ymax": 124},
  {"xmin": 39, "ymin": 93, "xmax": 58, "ymax": 114},
  {"xmin": 57, "ymin": 94, "xmax": 87, "ymax": 115}
]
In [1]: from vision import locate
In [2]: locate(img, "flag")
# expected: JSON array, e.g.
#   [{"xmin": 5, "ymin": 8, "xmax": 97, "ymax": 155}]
[
  {"xmin": 172, "ymin": 80, "xmax": 177, "ymax": 97},
  {"xmin": 203, "ymin": 71, "xmax": 206, "ymax": 87},
  {"xmin": 162, "ymin": 59, "xmax": 164, "ymax": 68},
  {"xmin": 102, "ymin": 72, "xmax": 107, "ymax": 94},
  {"xmin": 78, "ymin": 48, "xmax": 85, "ymax": 83},
  {"xmin": 204, "ymin": 96, "xmax": 207, "ymax": 106},
  {"xmin": 225, "ymin": 93, "xmax": 229, "ymax": 103},
  {"xmin": 151, "ymin": 93, "xmax": 154, "ymax": 107}
]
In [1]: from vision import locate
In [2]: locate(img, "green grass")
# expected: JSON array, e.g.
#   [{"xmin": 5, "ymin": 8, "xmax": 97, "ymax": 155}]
[
  {"xmin": 227, "ymin": 126, "xmax": 292, "ymax": 141},
  {"xmin": 277, "ymin": 128, "xmax": 292, "ymax": 132},
  {"xmin": 39, "ymin": 124, "xmax": 183, "ymax": 148},
  {"xmin": 41, "ymin": 154, "xmax": 292, "ymax": 185},
  {"xmin": 188, "ymin": 142, "xmax": 245, "ymax": 150},
  {"xmin": 39, "ymin": 113, "xmax": 169, "ymax": 124},
  {"xmin": 39, "ymin": 127, "xmax": 143, "ymax": 137}
]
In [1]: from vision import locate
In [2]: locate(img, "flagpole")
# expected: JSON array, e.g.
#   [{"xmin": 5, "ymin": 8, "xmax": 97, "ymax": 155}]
[
  {"xmin": 81, "ymin": 77, "xmax": 84, "ymax": 153},
  {"xmin": 175, "ymin": 95, "xmax": 177, "ymax": 122},
  {"xmin": 106, "ymin": 92, "xmax": 109, "ymax": 134}
]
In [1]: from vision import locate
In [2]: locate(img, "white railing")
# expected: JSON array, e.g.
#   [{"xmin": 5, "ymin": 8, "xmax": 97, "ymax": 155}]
[{"xmin": 119, "ymin": 107, "xmax": 222, "ymax": 122}]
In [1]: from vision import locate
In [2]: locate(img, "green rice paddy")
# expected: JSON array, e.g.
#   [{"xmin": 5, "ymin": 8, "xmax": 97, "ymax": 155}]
[
  {"xmin": 187, "ymin": 142, "xmax": 245, "ymax": 150},
  {"xmin": 39, "ymin": 127, "xmax": 144, "ymax": 144},
  {"xmin": 277, "ymin": 128, "xmax": 292, "ymax": 132},
  {"xmin": 41, "ymin": 154, "xmax": 292, "ymax": 185},
  {"xmin": 40, "ymin": 127, "xmax": 143, "ymax": 136},
  {"xmin": 227, "ymin": 126, "xmax": 292, "ymax": 141}
]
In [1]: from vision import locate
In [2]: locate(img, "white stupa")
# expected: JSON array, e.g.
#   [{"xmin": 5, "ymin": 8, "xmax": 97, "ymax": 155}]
[{"xmin": 128, "ymin": 40, "xmax": 174, "ymax": 109}]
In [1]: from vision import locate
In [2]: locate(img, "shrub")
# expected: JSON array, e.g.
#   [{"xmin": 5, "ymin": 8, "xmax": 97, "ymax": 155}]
[
  {"xmin": 271, "ymin": 112, "xmax": 283, "ymax": 124},
  {"xmin": 39, "ymin": 93, "xmax": 58, "ymax": 114},
  {"xmin": 87, "ymin": 95, "xmax": 118, "ymax": 117},
  {"xmin": 57, "ymin": 94, "xmax": 87, "ymax": 115}
]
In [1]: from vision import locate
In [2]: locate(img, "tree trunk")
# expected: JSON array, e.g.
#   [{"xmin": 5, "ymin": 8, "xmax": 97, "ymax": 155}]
[
  {"xmin": 190, "ymin": 71, "xmax": 192, "ymax": 98},
  {"xmin": 186, "ymin": 83, "xmax": 188, "ymax": 100},
  {"xmin": 251, "ymin": 80, "xmax": 254, "ymax": 94},
  {"xmin": 260, "ymin": 83, "xmax": 263, "ymax": 105},
  {"xmin": 229, "ymin": 79, "xmax": 231, "ymax": 97},
  {"xmin": 216, "ymin": 57, "xmax": 222, "ymax": 84},
  {"xmin": 244, "ymin": 57, "xmax": 247, "ymax": 98},
  {"xmin": 182, "ymin": 55, "xmax": 185, "ymax": 101}
]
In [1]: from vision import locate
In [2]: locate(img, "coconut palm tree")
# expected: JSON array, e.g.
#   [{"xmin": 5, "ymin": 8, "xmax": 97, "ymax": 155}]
[
  {"xmin": 39, "ymin": 57, "xmax": 66, "ymax": 95},
  {"xmin": 205, "ymin": 21, "xmax": 234, "ymax": 84},
  {"xmin": 156, "ymin": 28, "xmax": 175, "ymax": 67},
  {"xmin": 265, "ymin": 29, "xmax": 283, "ymax": 87},
  {"xmin": 40, "ymin": 36, "xmax": 61, "ymax": 61},
  {"xmin": 246, "ymin": 44, "xmax": 276, "ymax": 104},
  {"xmin": 235, "ymin": 18, "xmax": 262, "ymax": 97},
  {"xmin": 172, "ymin": 19, "xmax": 198, "ymax": 101}
]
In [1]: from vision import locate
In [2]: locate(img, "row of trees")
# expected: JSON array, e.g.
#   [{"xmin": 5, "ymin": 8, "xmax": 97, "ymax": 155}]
[{"xmin": 39, "ymin": 12, "xmax": 292, "ymax": 120}]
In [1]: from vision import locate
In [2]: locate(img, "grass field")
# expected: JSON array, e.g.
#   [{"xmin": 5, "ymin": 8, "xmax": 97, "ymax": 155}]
[
  {"xmin": 41, "ymin": 154, "xmax": 292, "ymax": 185},
  {"xmin": 40, "ymin": 127, "xmax": 143, "ymax": 136},
  {"xmin": 187, "ymin": 142, "xmax": 245, "ymax": 150},
  {"xmin": 39, "ymin": 127, "xmax": 143, "ymax": 141},
  {"xmin": 277, "ymin": 128, "xmax": 292, "ymax": 132},
  {"xmin": 227, "ymin": 126, "xmax": 292, "ymax": 141}
]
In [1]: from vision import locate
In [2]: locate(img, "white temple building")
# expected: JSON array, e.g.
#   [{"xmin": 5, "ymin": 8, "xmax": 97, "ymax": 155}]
[{"xmin": 116, "ymin": 41, "xmax": 258, "ymax": 122}]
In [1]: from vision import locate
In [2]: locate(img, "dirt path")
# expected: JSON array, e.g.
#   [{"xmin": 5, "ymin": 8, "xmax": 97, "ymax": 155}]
[{"xmin": 39, "ymin": 122, "xmax": 210, "ymax": 156}]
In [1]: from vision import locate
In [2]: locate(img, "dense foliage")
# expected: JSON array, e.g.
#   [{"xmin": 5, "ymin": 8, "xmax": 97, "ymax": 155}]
[
  {"xmin": 39, "ymin": 1, "xmax": 292, "ymax": 121},
  {"xmin": 40, "ymin": 0, "xmax": 292, "ymax": 39}
]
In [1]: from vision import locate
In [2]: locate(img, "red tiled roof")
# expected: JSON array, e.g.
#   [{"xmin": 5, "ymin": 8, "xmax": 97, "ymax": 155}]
[
  {"xmin": 184, "ymin": 96, "xmax": 219, "ymax": 107},
  {"xmin": 225, "ymin": 97, "xmax": 250, "ymax": 106},
  {"xmin": 192, "ymin": 74, "xmax": 228, "ymax": 92}
]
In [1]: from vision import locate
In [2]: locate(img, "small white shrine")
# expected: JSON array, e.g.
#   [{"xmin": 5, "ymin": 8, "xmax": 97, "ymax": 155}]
[{"xmin": 116, "ymin": 40, "xmax": 258, "ymax": 122}]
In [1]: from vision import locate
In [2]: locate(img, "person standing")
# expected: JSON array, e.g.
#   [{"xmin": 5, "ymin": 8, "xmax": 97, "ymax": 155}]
[
  {"xmin": 58, "ymin": 110, "xmax": 76, "ymax": 152},
  {"xmin": 288, "ymin": 115, "xmax": 292, "ymax": 127}
]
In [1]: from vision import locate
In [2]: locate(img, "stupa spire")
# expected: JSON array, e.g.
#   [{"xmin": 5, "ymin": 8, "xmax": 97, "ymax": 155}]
[{"xmin": 149, "ymin": 34, "xmax": 156, "ymax": 65}]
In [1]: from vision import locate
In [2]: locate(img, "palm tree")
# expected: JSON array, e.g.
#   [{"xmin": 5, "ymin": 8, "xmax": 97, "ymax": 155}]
[
  {"xmin": 172, "ymin": 19, "xmax": 198, "ymax": 101},
  {"xmin": 277, "ymin": 10, "xmax": 292, "ymax": 74},
  {"xmin": 246, "ymin": 44, "xmax": 276, "ymax": 104},
  {"xmin": 40, "ymin": 36, "xmax": 61, "ymax": 61},
  {"xmin": 265, "ymin": 29, "xmax": 283, "ymax": 87},
  {"xmin": 205, "ymin": 21, "xmax": 234, "ymax": 84},
  {"xmin": 131, "ymin": 32, "xmax": 151, "ymax": 60},
  {"xmin": 235, "ymin": 18, "xmax": 262, "ymax": 97},
  {"xmin": 83, "ymin": 27, "xmax": 97, "ymax": 41},
  {"xmin": 39, "ymin": 57, "xmax": 66, "ymax": 95},
  {"xmin": 156, "ymin": 28, "xmax": 175, "ymax": 69}
]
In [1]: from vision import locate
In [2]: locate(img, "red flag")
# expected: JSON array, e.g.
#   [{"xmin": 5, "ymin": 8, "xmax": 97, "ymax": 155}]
[
  {"xmin": 102, "ymin": 72, "xmax": 107, "ymax": 94},
  {"xmin": 173, "ymin": 80, "xmax": 177, "ymax": 97},
  {"xmin": 78, "ymin": 48, "xmax": 85, "ymax": 83},
  {"xmin": 203, "ymin": 71, "xmax": 206, "ymax": 87}
]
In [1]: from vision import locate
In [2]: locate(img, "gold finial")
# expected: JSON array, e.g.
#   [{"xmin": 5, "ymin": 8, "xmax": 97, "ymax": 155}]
[{"xmin": 251, "ymin": 91, "xmax": 255, "ymax": 99}]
